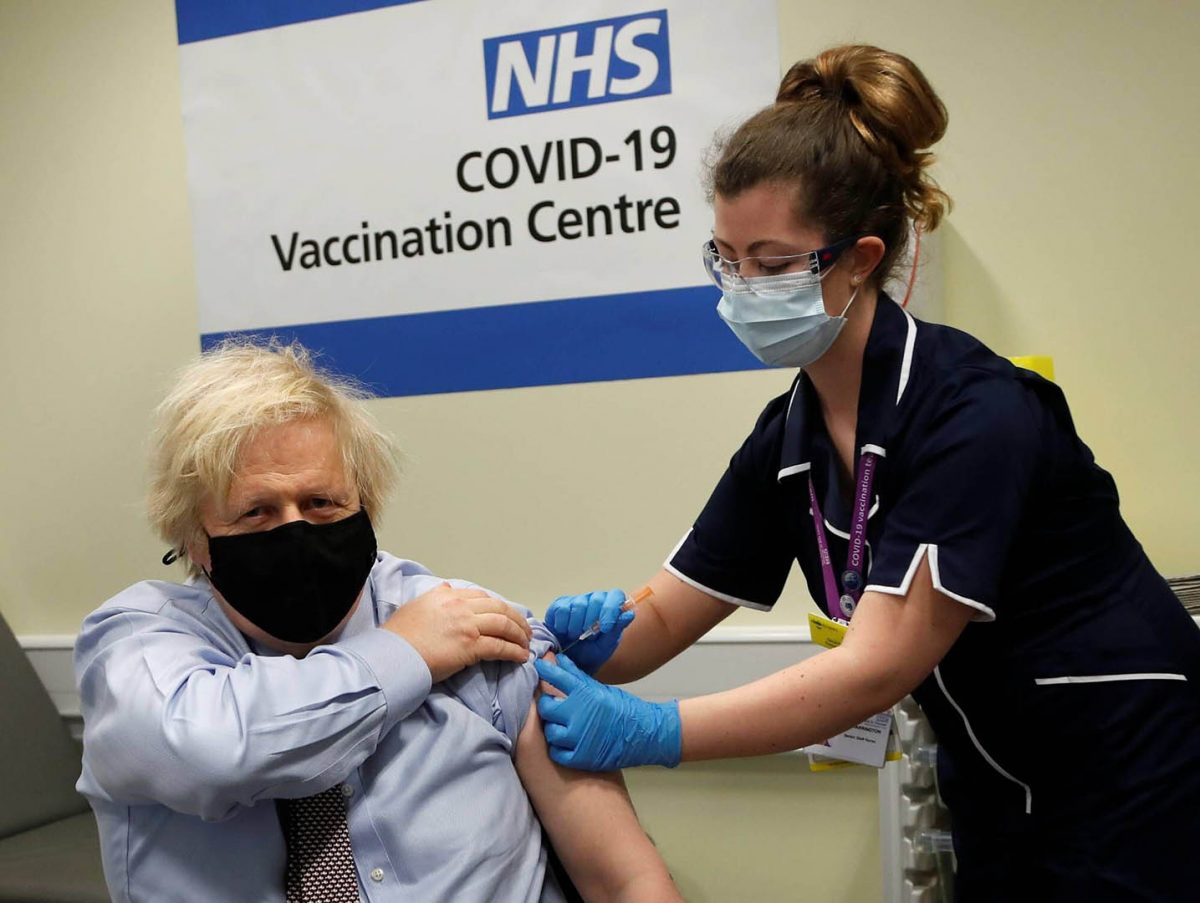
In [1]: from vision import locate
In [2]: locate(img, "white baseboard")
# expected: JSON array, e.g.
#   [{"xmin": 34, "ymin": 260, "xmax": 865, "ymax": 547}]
[
  {"xmin": 623, "ymin": 625, "xmax": 819, "ymax": 701},
  {"xmin": 21, "ymin": 634, "xmax": 82, "ymax": 716},
  {"xmin": 25, "ymin": 615, "xmax": 1200, "ymax": 731},
  {"xmin": 25, "ymin": 615, "xmax": 1200, "ymax": 754},
  {"xmin": 21, "ymin": 634, "xmax": 83, "ymax": 739},
  {"xmin": 20, "ymin": 626, "xmax": 820, "ymax": 742}
]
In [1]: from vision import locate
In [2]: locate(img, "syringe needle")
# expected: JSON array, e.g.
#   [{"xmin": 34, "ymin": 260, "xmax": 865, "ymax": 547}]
[{"xmin": 560, "ymin": 586, "xmax": 654, "ymax": 654}]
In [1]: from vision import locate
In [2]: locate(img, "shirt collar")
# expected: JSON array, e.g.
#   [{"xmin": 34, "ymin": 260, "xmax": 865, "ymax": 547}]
[{"xmin": 777, "ymin": 294, "xmax": 918, "ymax": 481}]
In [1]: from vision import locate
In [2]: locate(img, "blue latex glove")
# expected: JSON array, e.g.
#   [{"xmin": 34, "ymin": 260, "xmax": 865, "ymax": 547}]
[
  {"xmin": 534, "ymin": 654, "xmax": 681, "ymax": 771},
  {"xmin": 543, "ymin": 589, "xmax": 635, "ymax": 675}
]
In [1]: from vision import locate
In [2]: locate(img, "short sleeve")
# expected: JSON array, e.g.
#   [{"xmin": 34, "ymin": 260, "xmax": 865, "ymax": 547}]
[
  {"xmin": 865, "ymin": 375, "xmax": 1041, "ymax": 620},
  {"xmin": 667, "ymin": 401, "xmax": 796, "ymax": 611}
]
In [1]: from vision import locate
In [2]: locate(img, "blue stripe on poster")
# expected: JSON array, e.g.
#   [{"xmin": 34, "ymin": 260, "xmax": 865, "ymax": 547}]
[
  {"xmin": 175, "ymin": 0, "xmax": 426, "ymax": 45},
  {"xmin": 200, "ymin": 286, "xmax": 766, "ymax": 397}
]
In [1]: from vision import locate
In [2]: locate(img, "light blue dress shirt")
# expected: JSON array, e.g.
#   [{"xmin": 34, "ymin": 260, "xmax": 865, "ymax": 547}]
[{"xmin": 75, "ymin": 552, "xmax": 566, "ymax": 902}]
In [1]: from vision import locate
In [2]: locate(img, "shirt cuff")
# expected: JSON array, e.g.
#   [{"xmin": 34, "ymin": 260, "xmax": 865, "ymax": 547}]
[{"xmin": 338, "ymin": 628, "xmax": 432, "ymax": 730}]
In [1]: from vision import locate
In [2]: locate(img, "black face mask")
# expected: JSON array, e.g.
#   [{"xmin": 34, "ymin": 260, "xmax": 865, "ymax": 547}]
[{"xmin": 205, "ymin": 509, "xmax": 377, "ymax": 644}]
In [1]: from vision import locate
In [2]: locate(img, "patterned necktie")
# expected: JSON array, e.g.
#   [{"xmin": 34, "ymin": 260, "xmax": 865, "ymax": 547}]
[{"xmin": 278, "ymin": 785, "xmax": 361, "ymax": 902}]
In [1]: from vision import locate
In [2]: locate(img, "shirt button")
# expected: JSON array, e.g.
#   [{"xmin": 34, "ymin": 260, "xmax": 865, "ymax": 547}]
[
  {"xmin": 340, "ymin": 783, "xmax": 354, "ymax": 798},
  {"xmin": 370, "ymin": 868, "xmax": 384, "ymax": 883}
]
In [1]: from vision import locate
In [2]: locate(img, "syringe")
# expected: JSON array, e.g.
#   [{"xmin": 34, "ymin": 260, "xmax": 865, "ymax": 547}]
[{"xmin": 560, "ymin": 586, "xmax": 654, "ymax": 653}]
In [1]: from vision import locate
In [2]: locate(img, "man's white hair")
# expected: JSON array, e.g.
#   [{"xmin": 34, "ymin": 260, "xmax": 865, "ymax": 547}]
[{"xmin": 147, "ymin": 338, "xmax": 400, "ymax": 573}]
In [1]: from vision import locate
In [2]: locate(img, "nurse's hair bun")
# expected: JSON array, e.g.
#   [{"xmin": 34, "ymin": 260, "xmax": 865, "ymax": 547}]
[
  {"xmin": 707, "ymin": 44, "xmax": 951, "ymax": 285},
  {"xmin": 777, "ymin": 45, "xmax": 950, "ymax": 233}
]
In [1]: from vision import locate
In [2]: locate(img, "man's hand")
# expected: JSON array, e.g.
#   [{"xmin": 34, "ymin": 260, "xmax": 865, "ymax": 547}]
[{"xmin": 382, "ymin": 582, "xmax": 533, "ymax": 683}]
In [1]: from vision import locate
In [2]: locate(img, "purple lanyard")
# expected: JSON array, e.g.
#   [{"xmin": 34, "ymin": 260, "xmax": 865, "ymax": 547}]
[{"xmin": 807, "ymin": 452, "xmax": 878, "ymax": 621}]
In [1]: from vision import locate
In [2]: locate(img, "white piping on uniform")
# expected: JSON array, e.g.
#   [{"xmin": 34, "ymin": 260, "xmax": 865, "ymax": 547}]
[
  {"xmin": 818, "ymin": 518, "xmax": 874, "ymax": 572},
  {"xmin": 864, "ymin": 544, "xmax": 995, "ymax": 620},
  {"xmin": 777, "ymin": 462, "xmax": 812, "ymax": 481},
  {"xmin": 822, "ymin": 520, "xmax": 851, "ymax": 540},
  {"xmin": 927, "ymin": 545, "xmax": 996, "ymax": 621},
  {"xmin": 864, "ymin": 542, "xmax": 928, "ymax": 597},
  {"xmin": 1034, "ymin": 673, "xmax": 1188, "ymax": 686},
  {"xmin": 935, "ymin": 666, "xmax": 1032, "ymax": 815},
  {"xmin": 661, "ymin": 562, "xmax": 772, "ymax": 611},
  {"xmin": 665, "ymin": 529, "xmax": 693, "ymax": 562},
  {"xmin": 897, "ymin": 309, "xmax": 917, "ymax": 404},
  {"xmin": 816, "ymin": 496, "xmax": 881, "ymax": 537},
  {"xmin": 784, "ymin": 377, "xmax": 804, "ymax": 421}
]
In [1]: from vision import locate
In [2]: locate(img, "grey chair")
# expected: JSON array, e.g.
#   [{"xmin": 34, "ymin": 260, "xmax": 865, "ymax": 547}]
[{"xmin": 0, "ymin": 611, "xmax": 108, "ymax": 901}]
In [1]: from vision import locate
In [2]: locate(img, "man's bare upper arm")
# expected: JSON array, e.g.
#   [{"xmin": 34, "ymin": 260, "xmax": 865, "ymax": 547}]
[{"xmin": 513, "ymin": 655, "xmax": 682, "ymax": 902}]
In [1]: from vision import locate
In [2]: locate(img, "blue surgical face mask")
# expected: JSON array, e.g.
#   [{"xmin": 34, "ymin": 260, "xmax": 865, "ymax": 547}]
[{"xmin": 716, "ymin": 268, "xmax": 859, "ymax": 368}]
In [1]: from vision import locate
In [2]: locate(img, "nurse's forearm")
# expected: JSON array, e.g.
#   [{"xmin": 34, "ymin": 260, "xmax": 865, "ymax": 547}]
[
  {"xmin": 677, "ymin": 563, "xmax": 974, "ymax": 761},
  {"xmin": 598, "ymin": 569, "xmax": 735, "ymax": 684},
  {"xmin": 676, "ymin": 643, "xmax": 906, "ymax": 760},
  {"xmin": 595, "ymin": 590, "xmax": 677, "ymax": 683}
]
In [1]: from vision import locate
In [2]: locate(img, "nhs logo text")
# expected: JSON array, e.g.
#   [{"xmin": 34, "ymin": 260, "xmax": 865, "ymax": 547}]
[{"xmin": 484, "ymin": 11, "xmax": 671, "ymax": 119}]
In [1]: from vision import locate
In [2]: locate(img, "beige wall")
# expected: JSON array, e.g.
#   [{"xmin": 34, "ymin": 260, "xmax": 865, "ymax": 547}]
[
  {"xmin": 625, "ymin": 759, "xmax": 881, "ymax": 903},
  {"xmin": 4, "ymin": 1, "xmax": 1196, "ymax": 639},
  {"xmin": 1, "ymin": 0, "xmax": 200, "ymax": 634},
  {"xmin": 3, "ymin": 2, "xmax": 1197, "ymax": 900}
]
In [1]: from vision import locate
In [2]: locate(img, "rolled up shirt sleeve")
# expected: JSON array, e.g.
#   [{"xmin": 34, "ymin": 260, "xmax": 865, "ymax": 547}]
[
  {"xmin": 492, "ymin": 618, "xmax": 555, "ymax": 744},
  {"xmin": 431, "ymin": 583, "xmax": 555, "ymax": 748},
  {"xmin": 75, "ymin": 599, "xmax": 431, "ymax": 822}
]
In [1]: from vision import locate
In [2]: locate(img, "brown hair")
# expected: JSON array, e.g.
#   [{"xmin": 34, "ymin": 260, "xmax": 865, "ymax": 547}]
[{"xmin": 707, "ymin": 44, "xmax": 951, "ymax": 286}]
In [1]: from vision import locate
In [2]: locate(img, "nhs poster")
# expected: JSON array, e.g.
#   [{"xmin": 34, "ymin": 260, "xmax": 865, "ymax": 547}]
[{"xmin": 176, "ymin": 0, "xmax": 780, "ymax": 395}]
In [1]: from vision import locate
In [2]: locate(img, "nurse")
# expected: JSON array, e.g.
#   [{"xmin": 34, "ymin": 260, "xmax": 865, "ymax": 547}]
[{"xmin": 534, "ymin": 44, "xmax": 1200, "ymax": 899}]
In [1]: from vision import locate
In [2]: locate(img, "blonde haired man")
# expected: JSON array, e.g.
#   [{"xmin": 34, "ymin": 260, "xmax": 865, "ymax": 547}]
[{"xmin": 75, "ymin": 340, "xmax": 679, "ymax": 902}]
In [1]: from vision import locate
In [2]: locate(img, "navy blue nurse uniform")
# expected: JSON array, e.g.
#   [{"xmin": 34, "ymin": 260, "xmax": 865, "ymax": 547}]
[{"xmin": 669, "ymin": 295, "xmax": 1200, "ymax": 901}]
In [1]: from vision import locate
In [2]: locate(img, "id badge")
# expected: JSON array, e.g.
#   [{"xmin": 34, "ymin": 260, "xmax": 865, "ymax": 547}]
[{"xmin": 802, "ymin": 613, "xmax": 897, "ymax": 770}]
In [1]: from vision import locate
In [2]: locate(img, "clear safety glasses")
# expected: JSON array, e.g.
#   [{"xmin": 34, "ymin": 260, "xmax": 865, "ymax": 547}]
[{"xmin": 701, "ymin": 235, "xmax": 859, "ymax": 296}]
